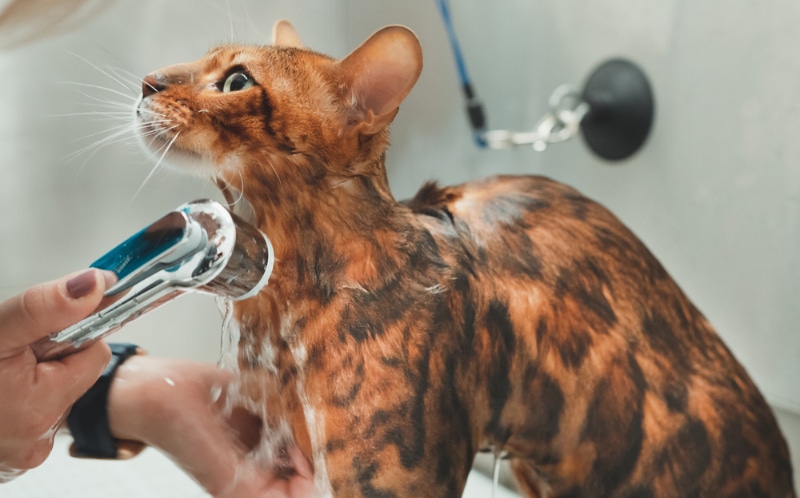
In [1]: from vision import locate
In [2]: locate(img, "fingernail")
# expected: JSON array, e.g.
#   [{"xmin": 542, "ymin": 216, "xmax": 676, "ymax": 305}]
[
  {"xmin": 99, "ymin": 270, "xmax": 118, "ymax": 289},
  {"xmin": 66, "ymin": 269, "xmax": 98, "ymax": 299}
]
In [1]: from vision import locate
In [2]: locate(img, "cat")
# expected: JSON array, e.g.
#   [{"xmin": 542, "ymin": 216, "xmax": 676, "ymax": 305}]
[{"xmin": 135, "ymin": 20, "xmax": 796, "ymax": 498}]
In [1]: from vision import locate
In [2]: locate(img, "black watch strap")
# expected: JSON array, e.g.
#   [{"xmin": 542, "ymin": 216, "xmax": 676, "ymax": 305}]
[{"xmin": 67, "ymin": 343, "xmax": 141, "ymax": 459}]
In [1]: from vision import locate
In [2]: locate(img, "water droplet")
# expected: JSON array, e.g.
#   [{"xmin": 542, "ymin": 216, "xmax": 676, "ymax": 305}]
[{"xmin": 492, "ymin": 449, "xmax": 501, "ymax": 498}]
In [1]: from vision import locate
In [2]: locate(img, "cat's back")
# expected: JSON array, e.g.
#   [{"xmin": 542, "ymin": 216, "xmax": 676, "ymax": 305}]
[
  {"xmin": 412, "ymin": 173, "xmax": 706, "ymax": 317},
  {"xmin": 406, "ymin": 174, "xmax": 795, "ymax": 497},
  {"xmin": 408, "ymin": 174, "xmax": 658, "ymax": 279}
]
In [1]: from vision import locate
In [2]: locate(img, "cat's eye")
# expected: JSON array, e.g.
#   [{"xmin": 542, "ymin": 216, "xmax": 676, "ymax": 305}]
[{"xmin": 222, "ymin": 72, "xmax": 255, "ymax": 92}]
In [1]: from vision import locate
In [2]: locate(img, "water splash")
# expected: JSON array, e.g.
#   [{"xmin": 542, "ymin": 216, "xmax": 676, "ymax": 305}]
[
  {"xmin": 287, "ymin": 341, "xmax": 332, "ymax": 496},
  {"xmin": 0, "ymin": 466, "xmax": 25, "ymax": 484},
  {"xmin": 217, "ymin": 297, "xmax": 239, "ymax": 372},
  {"xmin": 217, "ymin": 297, "xmax": 281, "ymax": 466},
  {"xmin": 491, "ymin": 447, "xmax": 510, "ymax": 498},
  {"xmin": 492, "ymin": 449, "xmax": 502, "ymax": 498},
  {"xmin": 217, "ymin": 297, "xmax": 332, "ymax": 496}
]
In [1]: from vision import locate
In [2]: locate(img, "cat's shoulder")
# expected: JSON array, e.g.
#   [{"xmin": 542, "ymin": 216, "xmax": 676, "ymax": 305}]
[{"xmin": 405, "ymin": 174, "xmax": 596, "ymax": 224}]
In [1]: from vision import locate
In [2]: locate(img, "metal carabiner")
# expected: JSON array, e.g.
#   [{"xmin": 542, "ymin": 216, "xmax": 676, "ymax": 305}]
[{"xmin": 480, "ymin": 85, "xmax": 591, "ymax": 151}]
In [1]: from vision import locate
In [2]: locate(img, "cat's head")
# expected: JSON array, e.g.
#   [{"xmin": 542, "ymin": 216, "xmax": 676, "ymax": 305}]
[{"xmin": 135, "ymin": 20, "xmax": 422, "ymax": 193}]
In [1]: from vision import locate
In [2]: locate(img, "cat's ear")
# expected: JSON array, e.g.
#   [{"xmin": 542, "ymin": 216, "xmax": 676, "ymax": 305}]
[
  {"xmin": 272, "ymin": 20, "xmax": 304, "ymax": 48},
  {"xmin": 340, "ymin": 25, "xmax": 423, "ymax": 136}
]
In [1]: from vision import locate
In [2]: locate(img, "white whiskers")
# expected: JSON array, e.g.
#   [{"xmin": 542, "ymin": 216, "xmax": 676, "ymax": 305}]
[
  {"xmin": 56, "ymin": 81, "xmax": 140, "ymax": 104},
  {"xmin": 226, "ymin": 0, "xmax": 235, "ymax": 44},
  {"xmin": 262, "ymin": 155, "xmax": 284, "ymax": 195},
  {"xmin": 268, "ymin": 161, "xmax": 284, "ymax": 192},
  {"xmin": 59, "ymin": 52, "xmax": 183, "ymax": 205},
  {"xmin": 217, "ymin": 168, "xmax": 246, "ymax": 206},
  {"xmin": 65, "ymin": 51, "xmax": 136, "ymax": 94},
  {"xmin": 129, "ymin": 130, "xmax": 181, "ymax": 205},
  {"xmin": 58, "ymin": 53, "xmax": 142, "ymax": 169},
  {"xmin": 64, "ymin": 122, "xmax": 137, "ymax": 167}
]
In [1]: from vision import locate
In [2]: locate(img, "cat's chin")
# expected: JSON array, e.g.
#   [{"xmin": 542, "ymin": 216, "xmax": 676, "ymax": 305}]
[
  {"xmin": 139, "ymin": 136, "xmax": 217, "ymax": 179},
  {"xmin": 162, "ymin": 150, "xmax": 218, "ymax": 178}
]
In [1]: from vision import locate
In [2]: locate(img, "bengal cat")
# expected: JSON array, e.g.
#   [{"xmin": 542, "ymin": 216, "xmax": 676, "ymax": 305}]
[{"xmin": 135, "ymin": 20, "xmax": 796, "ymax": 498}]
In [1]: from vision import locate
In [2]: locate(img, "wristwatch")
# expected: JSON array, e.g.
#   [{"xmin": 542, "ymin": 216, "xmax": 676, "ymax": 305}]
[{"xmin": 67, "ymin": 343, "xmax": 147, "ymax": 459}]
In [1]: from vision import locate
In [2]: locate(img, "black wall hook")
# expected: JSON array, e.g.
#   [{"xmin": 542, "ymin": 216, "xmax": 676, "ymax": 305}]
[{"xmin": 580, "ymin": 59, "xmax": 655, "ymax": 161}]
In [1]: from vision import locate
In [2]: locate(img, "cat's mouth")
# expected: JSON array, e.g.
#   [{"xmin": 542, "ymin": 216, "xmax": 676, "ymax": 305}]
[
  {"xmin": 136, "ymin": 106, "xmax": 181, "ymax": 149},
  {"xmin": 139, "ymin": 123, "xmax": 178, "ymax": 148},
  {"xmin": 136, "ymin": 95, "xmax": 191, "ymax": 155},
  {"xmin": 135, "ymin": 103, "xmax": 221, "ymax": 177},
  {"xmin": 136, "ymin": 102, "xmax": 180, "ymax": 149}
]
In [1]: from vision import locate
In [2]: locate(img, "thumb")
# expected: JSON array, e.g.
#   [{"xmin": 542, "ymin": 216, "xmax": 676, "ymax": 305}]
[{"xmin": 0, "ymin": 269, "xmax": 117, "ymax": 354}]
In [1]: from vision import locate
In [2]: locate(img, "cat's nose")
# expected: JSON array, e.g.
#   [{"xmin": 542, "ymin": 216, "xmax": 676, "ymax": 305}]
[{"xmin": 142, "ymin": 74, "xmax": 165, "ymax": 98}]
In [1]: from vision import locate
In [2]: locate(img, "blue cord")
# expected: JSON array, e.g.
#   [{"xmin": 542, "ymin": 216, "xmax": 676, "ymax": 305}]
[
  {"xmin": 435, "ymin": 0, "xmax": 469, "ymax": 87},
  {"xmin": 435, "ymin": 0, "xmax": 487, "ymax": 147}
]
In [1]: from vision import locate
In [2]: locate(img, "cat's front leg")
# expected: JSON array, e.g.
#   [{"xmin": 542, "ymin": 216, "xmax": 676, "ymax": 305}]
[{"xmin": 298, "ymin": 359, "xmax": 475, "ymax": 498}]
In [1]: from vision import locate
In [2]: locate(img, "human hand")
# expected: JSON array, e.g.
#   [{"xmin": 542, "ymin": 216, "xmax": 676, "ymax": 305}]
[
  {"xmin": 107, "ymin": 356, "xmax": 318, "ymax": 497},
  {"xmin": 0, "ymin": 269, "xmax": 115, "ymax": 481}
]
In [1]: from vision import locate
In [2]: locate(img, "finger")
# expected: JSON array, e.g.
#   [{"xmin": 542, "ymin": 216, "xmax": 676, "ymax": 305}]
[
  {"xmin": 35, "ymin": 341, "xmax": 111, "ymax": 408},
  {"xmin": 0, "ymin": 269, "xmax": 116, "ymax": 354}
]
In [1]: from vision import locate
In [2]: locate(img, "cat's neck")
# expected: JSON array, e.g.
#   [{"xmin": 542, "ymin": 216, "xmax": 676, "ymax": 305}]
[{"xmin": 230, "ymin": 152, "xmax": 414, "ymax": 293}]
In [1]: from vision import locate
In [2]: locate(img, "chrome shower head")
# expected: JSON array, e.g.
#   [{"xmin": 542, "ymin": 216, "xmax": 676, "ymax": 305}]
[{"xmin": 32, "ymin": 200, "xmax": 273, "ymax": 360}]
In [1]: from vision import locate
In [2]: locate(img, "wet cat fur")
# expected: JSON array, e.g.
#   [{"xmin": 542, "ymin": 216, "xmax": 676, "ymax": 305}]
[{"xmin": 136, "ymin": 20, "xmax": 796, "ymax": 498}]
